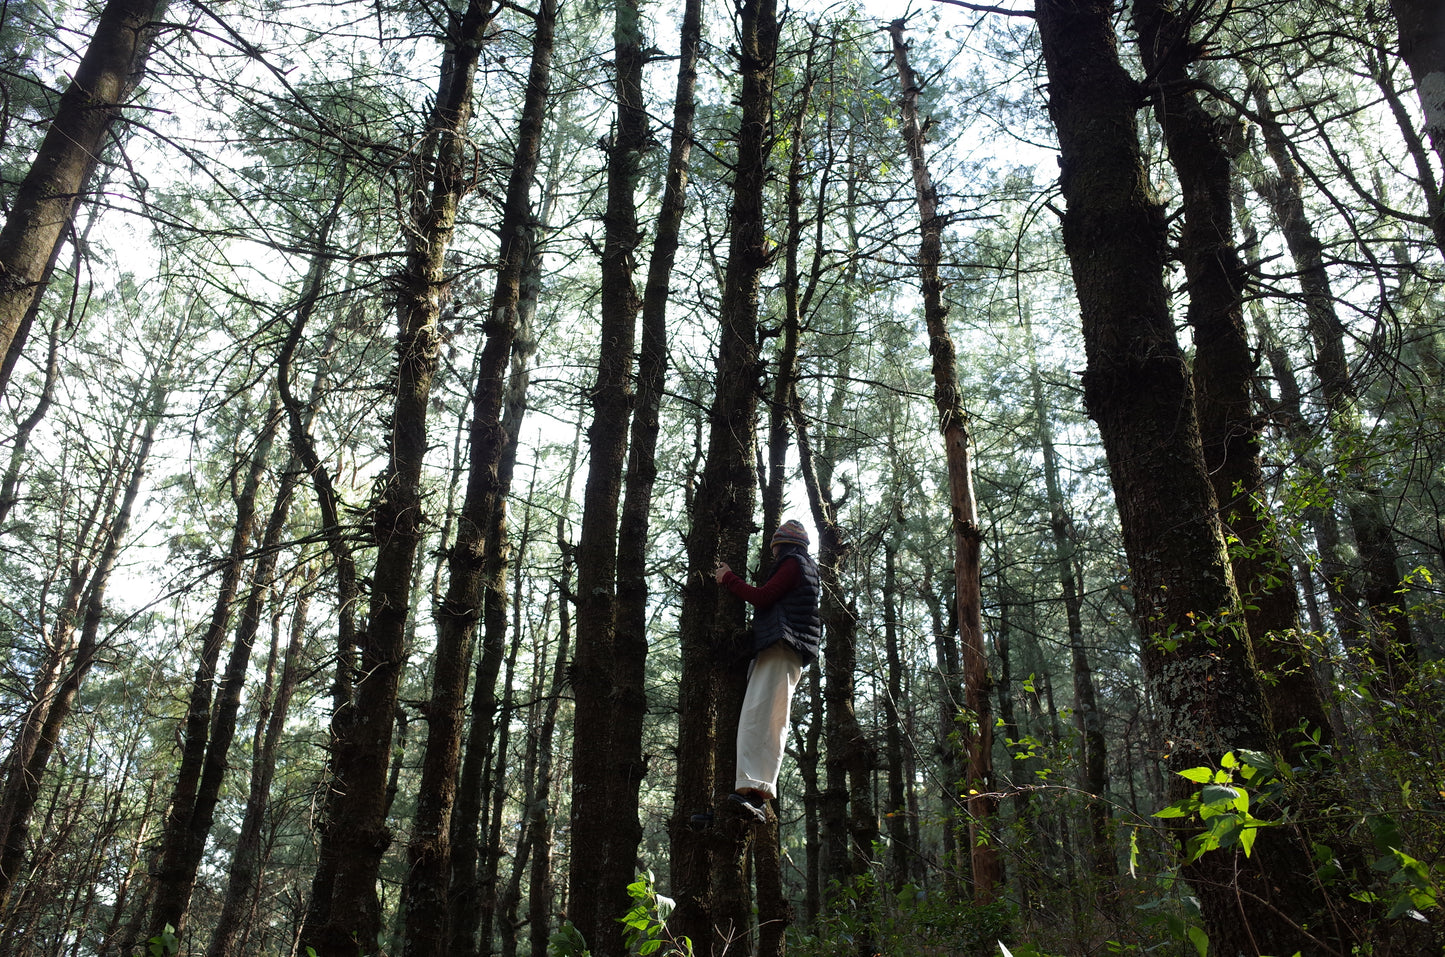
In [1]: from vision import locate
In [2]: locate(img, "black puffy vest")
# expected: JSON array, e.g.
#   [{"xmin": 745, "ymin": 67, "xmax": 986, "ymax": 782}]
[{"xmin": 751, "ymin": 544, "xmax": 822, "ymax": 665}]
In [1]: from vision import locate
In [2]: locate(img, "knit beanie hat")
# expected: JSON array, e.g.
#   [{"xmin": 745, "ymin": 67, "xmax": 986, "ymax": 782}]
[{"xmin": 771, "ymin": 519, "xmax": 810, "ymax": 550}]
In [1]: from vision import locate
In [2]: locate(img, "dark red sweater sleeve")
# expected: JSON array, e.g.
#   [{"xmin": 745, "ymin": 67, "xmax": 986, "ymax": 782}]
[{"xmin": 721, "ymin": 556, "xmax": 801, "ymax": 608}]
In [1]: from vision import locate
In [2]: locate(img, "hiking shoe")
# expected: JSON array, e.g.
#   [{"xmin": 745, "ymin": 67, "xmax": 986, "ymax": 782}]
[{"xmin": 726, "ymin": 791, "xmax": 769, "ymax": 824}]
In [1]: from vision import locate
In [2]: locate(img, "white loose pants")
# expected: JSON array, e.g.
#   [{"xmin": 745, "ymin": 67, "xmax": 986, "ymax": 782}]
[{"xmin": 735, "ymin": 642, "xmax": 803, "ymax": 798}]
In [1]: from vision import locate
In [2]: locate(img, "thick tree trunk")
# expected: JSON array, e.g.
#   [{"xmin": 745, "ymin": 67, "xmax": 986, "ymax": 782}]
[
  {"xmin": 1034, "ymin": 3, "xmax": 1343, "ymax": 952},
  {"xmin": 669, "ymin": 0, "xmax": 777, "ymax": 946},
  {"xmin": 1133, "ymin": 0, "xmax": 1330, "ymax": 754},
  {"xmin": 888, "ymin": 20, "xmax": 1001, "ymax": 902},
  {"xmin": 302, "ymin": 5, "xmax": 502, "ymax": 953},
  {"xmin": 0, "ymin": 0, "xmax": 162, "ymax": 394},
  {"xmin": 568, "ymin": 0, "xmax": 648, "ymax": 942},
  {"xmin": 1388, "ymin": 0, "xmax": 1445, "ymax": 204},
  {"xmin": 399, "ymin": 4, "xmax": 553, "ymax": 956}
]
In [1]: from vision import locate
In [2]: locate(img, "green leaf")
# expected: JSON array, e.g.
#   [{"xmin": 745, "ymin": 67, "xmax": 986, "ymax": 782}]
[
  {"xmin": 1178, "ymin": 767, "xmax": 1213, "ymax": 784},
  {"xmin": 1238, "ymin": 823, "xmax": 1258, "ymax": 857},
  {"xmin": 1200, "ymin": 784, "xmax": 1243, "ymax": 809}
]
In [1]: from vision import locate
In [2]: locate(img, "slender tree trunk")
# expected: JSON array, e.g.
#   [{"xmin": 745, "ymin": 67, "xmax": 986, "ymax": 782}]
[
  {"xmin": 882, "ymin": 531, "xmax": 910, "ymax": 887},
  {"xmin": 1248, "ymin": 80, "xmax": 1418, "ymax": 692},
  {"xmin": 278, "ymin": 201, "xmax": 361, "ymax": 930},
  {"xmin": 992, "ymin": 574, "xmax": 1028, "ymax": 912},
  {"xmin": 0, "ymin": 311, "xmax": 63, "ymax": 529},
  {"xmin": 601, "ymin": 0, "xmax": 708, "ymax": 919},
  {"xmin": 146, "ymin": 397, "xmax": 282, "ymax": 939},
  {"xmin": 921, "ymin": 563, "xmax": 964, "ymax": 895},
  {"xmin": 206, "ymin": 567, "xmax": 313, "ymax": 957},
  {"xmin": 399, "ymin": 4, "xmax": 553, "ymax": 955},
  {"xmin": 604, "ymin": 0, "xmax": 702, "ymax": 930},
  {"xmin": 1033, "ymin": 3, "xmax": 1343, "ymax": 951},
  {"xmin": 1020, "ymin": 309, "xmax": 1116, "ymax": 889},
  {"xmin": 529, "ymin": 491, "xmax": 578, "ymax": 957},
  {"xmin": 448, "ymin": 108, "xmax": 556, "ymax": 957},
  {"xmin": 0, "ymin": 377, "xmax": 165, "ymax": 913},
  {"xmin": 888, "ymin": 20, "xmax": 1001, "ymax": 902},
  {"xmin": 0, "ymin": 0, "xmax": 163, "ymax": 394},
  {"xmin": 792, "ymin": 391, "xmax": 875, "ymax": 904}
]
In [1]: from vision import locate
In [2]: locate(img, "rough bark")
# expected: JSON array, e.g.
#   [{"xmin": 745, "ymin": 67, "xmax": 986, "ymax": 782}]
[
  {"xmin": 1133, "ymin": 0, "xmax": 1330, "ymax": 753},
  {"xmin": 1034, "ymin": 2, "xmax": 1343, "ymax": 951},
  {"xmin": 530, "ymin": 501, "xmax": 577, "ymax": 957},
  {"xmin": 668, "ymin": 0, "xmax": 777, "ymax": 945},
  {"xmin": 0, "ymin": 0, "xmax": 163, "ymax": 394},
  {"xmin": 605, "ymin": 0, "xmax": 702, "ymax": 930},
  {"xmin": 792, "ymin": 390, "xmax": 875, "ymax": 903},
  {"xmin": 447, "ymin": 158, "xmax": 546, "ymax": 957},
  {"xmin": 888, "ymin": 19, "xmax": 1001, "ymax": 902},
  {"xmin": 301, "ymin": 3, "xmax": 502, "ymax": 951},
  {"xmin": 205, "ymin": 567, "xmax": 313, "ymax": 957},
  {"xmin": 567, "ymin": 0, "xmax": 648, "ymax": 941},
  {"xmin": 398, "ymin": 3, "xmax": 553, "ymax": 955},
  {"xmin": 1388, "ymin": 0, "xmax": 1445, "ymax": 198}
]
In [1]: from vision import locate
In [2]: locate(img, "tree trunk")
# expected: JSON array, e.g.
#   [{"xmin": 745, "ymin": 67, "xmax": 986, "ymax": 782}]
[
  {"xmin": 605, "ymin": 0, "xmax": 701, "ymax": 928},
  {"xmin": 279, "ymin": 208, "xmax": 362, "ymax": 932},
  {"xmin": 205, "ymin": 566, "xmax": 313, "ymax": 957},
  {"xmin": 302, "ymin": 4, "xmax": 501, "ymax": 952},
  {"xmin": 669, "ymin": 0, "xmax": 778, "ymax": 944},
  {"xmin": 568, "ymin": 0, "xmax": 648, "ymax": 940},
  {"xmin": 0, "ymin": 377, "xmax": 164, "ymax": 914},
  {"xmin": 0, "ymin": 0, "xmax": 163, "ymax": 394},
  {"xmin": 792, "ymin": 391, "xmax": 876, "ymax": 902},
  {"xmin": 399, "ymin": 3, "xmax": 553, "ymax": 955},
  {"xmin": 1388, "ymin": 0, "xmax": 1445, "ymax": 212},
  {"xmin": 447, "ymin": 185, "xmax": 547, "ymax": 957},
  {"xmin": 1021, "ymin": 308, "xmax": 1116, "ymax": 890},
  {"xmin": 530, "ymin": 497, "xmax": 578, "ymax": 957},
  {"xmin": 146, "ymin": 396, "xmax": 282, "ymax": 940},
  {"xmin": 921, "ymin": 563, "xmax": 964, "ymax": 896},
  {"xmin": 882, "ymin": 532, "xmax": 910, "ymax": 887},
  {"xmin": 888, "ymin": 20, "xmax": 1001, "ymax": 902},
  {"xmin": 1033, "ymin": 3, "xmax": 1342, "ymax": 952},
  {"xmin": 1248, "ymin": 80, "xmax": 1418, "ymax": 693},
  {"xmin": 1134, "ymin": 0, "xmax": 1331, "ymax": 757}
]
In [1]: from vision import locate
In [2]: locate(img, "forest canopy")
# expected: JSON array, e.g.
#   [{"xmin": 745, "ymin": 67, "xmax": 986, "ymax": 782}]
[{"xmin": 0, "ymin": 0, "xmax": 1442, "ymax": 955}]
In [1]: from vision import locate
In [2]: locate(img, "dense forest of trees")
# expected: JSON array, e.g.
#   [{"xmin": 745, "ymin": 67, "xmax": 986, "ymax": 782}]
[{"xmin": 0, "ymin": 0, "xmax": 1442, "ymax": 954}]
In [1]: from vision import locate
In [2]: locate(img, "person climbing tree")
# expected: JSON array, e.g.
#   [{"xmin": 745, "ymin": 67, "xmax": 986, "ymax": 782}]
[{"xmin": 711, "ymin": 519, "xmax": 821, "ymax": 822}]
